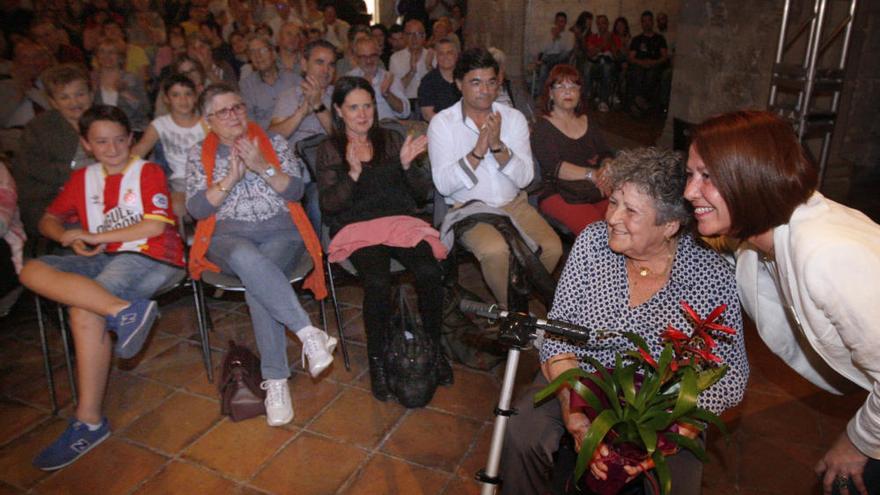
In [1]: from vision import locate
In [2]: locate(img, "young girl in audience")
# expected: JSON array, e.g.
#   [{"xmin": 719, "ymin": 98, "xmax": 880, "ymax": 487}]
[{"xmin": 133, "ymin": 75, "xmax": 206, "ymax": 218}]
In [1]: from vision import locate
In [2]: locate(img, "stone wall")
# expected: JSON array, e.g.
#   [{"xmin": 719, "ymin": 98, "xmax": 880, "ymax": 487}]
[
  {"xmin": 660, "ymin": 0, "xmax": 782, "ymax": 145},
  {"xmin": 661, "ymin": 0, "xmax": 879, "ymax": 203}
]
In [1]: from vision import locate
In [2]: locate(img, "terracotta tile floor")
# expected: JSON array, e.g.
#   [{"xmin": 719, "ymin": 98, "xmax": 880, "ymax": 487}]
[{"xmin": 0, "ymin": 257, "xmax": 866, "ymax": 495}]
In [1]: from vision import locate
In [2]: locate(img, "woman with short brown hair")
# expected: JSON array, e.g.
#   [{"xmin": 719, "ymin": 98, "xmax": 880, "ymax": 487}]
[
  {"xmin": 685, "ymin": 109, "xmax": 880, "ymax": 495},
  {"xmin": 532, "ymin": 64, "xmax": 613, "ymax": 235}
]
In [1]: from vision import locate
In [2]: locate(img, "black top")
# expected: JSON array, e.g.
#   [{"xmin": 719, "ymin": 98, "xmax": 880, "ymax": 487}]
[
  {"xmin": 629, "ymin": 33, "xmax": 667, "ymax": 60},
  {"xmin": 418, "ymin": 68, "xmax": 461, "ymax": 114},
  {"xmin": 530, "ymin": 116, "xmax": 613, "ymax": 197},
  {"xmin": 316, "ymin": 128, "xmax": 432, "ymax": 235}
]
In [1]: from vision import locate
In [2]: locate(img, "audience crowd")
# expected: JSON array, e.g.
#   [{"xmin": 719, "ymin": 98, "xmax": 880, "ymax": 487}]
[{"xmin": 2, "ymin": 3, "xmax": 877, "ymax": 495}]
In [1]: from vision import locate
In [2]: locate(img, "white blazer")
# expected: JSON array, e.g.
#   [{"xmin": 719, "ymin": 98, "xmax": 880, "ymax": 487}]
[{"xmin": 737, "ymin": 192, "xmax": 880, "ymax": 457}]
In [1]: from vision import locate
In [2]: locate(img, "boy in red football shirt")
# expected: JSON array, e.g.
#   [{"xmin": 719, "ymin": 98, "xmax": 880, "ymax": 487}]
[{"xmin": 19, "ymin": 105, "xmax": 185, "ymax": 471}]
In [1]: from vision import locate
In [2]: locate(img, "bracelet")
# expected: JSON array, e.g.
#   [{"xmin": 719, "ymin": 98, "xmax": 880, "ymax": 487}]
[
  {"xmin": 217, "ymin": 183, "xmax": 230, "ymax": 193},
  {"xmin": 584, "ymin": 168, "xmax": 594, "ymax": 181},
  {"xmin": 490, "ymin": 144, "xmax": 506, "ymax": 154},
  {"xmin": 470, "ymin": 150, "xmax": 485, "ymax": 161}
]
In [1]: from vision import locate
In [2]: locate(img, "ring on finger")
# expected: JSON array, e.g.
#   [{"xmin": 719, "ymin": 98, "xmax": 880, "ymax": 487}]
[{"xmin": 834, "ymin": 474, "xmax": 851, "ymax": 489}]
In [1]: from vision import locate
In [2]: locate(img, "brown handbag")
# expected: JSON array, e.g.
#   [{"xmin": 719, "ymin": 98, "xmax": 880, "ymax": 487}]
[{"xmin": 218, "ymin": 340, "xmax": 266, "ymax": 422}]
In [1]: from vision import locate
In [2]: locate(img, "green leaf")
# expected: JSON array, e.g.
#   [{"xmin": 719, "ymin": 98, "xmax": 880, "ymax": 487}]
[
  {"xmin": 652, "ymin": 449, "xmax": 672, "ymax": 495},
  {"xmin": 574, "ymin": 409, "xmax": 620, "ymax": 482},
  {"xmin": 669, "ymin": 367, "xmax": 699, "ymax": 421},
  {"xmin": 688, "ymin": 408, "xmax": 728, "ymax": 436},
  {"xmin": 618, "ymin": 364, "xmax": 638, "ymax": 406},
  {"xmin": 623, "ymin": 331, "xmax": 651, "ymax": 352},
  {"xmin": 638, "ymin": 425, "xmax": 658, "ymax": 454},
  {"xmin": 533, "ymin": 367, "xmax": 588, "ymax": 405},
  {"xmin": 695, "ymin": 365, "xmax": 729, "ymax": 392},
  {"xmin": 568, "ymin": 378, "xmax": 603, "ymax": 413},
  {"xmin": 664, "ymin": 433, "xmax": 708, "ymax": 462}
]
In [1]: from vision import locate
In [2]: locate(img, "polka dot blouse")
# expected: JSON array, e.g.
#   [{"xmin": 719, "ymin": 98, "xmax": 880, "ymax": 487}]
[{"xmin": 541, "ymin": 222, "xmax": 749, "ymax": 414}]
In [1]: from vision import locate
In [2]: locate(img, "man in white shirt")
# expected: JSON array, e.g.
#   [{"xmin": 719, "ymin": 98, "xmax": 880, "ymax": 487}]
[
  {"xmin": 313, "ymin": 5, "xmax": 350, "ymax": 51},
  {"xmin": 389, "ymin": 19, "xmax": 434, "ymax": 120},
  {"xmin": 348, "ymin": 37, "xmax": 409, "ymax": 121},
  {"xmin": 428, "ymin": 48, "xmax": 562, "ymax": 307}
]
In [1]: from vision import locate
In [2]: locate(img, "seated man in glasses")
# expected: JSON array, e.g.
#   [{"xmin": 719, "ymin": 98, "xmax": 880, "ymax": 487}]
[
  {"xmin": 389, "ymin": 19, "xmax": 434, "ymax": 121},
  {"xmin": 347, "ymin": 36, "xmax": 410, "ymax": 121}
]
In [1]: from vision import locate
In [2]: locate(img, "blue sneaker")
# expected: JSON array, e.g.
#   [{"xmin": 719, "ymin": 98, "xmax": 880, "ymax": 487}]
[
  {"xmin": 33, "ymin": 418, "xmax": 111, "ymax": 471},
  {"xmin": 105, "ymin": 300, "xmax": 158, "ymax": 359}
]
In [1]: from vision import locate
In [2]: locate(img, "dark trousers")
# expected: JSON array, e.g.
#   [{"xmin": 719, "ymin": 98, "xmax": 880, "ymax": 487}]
[
  {"xmin": 348, "ymin": 241, "xmax": 443, "ymax": 357},
  {"xmin": 627, "ymin": 63, "xmax": 665, "ymax": 110},
  {"xmin": 500, "ymin": 375, "xmax": 703, "ymax": 495}
]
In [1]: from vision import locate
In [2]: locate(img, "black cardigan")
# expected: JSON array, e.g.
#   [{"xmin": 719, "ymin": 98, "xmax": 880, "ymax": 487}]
[{"xmin": 316, "ymin": 128, "xmax": 432, "ymax": 236}]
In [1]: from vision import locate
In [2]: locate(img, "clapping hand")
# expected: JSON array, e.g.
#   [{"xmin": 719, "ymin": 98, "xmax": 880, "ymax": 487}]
[
  {"xmin": 380, "ymin": 72, "xmax": 394, "ymax": 96},
  {"xmin": 484, "ymin": 111, "xmax": 503, "ymax": 150},
  {"xmin": 302, "ymin": 76, "xmax": 323, "ymax": 108},
  {"xmin": 234, "ymin": 136, "xmax": 268, "ymax": 174},
  {"xmin": 346, "ymin": 141, "xmax": 367, "ymax": 181},
  {"xmin": 424, "ymin": 48, "xmax": 435, "ymax": 70},
  {"xmin": 399, "ymin": 134, "xmax": 428, "ymax": 169},
  {"xmin": 225, "ymin": 150, "xmax": 247, "ymax": 185}
]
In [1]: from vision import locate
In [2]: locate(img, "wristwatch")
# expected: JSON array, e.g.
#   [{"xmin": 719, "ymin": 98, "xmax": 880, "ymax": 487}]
[
  {"xmin": 312, "ymin": 103, "xmax": 327, "ymax": 113},
  {"xmin": 261, "ymin": 167, "xmax": 277, "ymax": 179}
]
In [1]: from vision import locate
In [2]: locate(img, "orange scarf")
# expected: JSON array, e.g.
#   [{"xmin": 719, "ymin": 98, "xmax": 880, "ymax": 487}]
[{"xmin": 188, "ymin": 122, "xmax": 327, "ymax": 300}]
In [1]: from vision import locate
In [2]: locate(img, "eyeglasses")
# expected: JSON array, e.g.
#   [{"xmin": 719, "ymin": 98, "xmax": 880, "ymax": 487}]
[
  {"xmin": 248, "ymin": 46, "xmax": 272, "ymax": 56},
  {"xmin": 467, "ymin": 79, "xmax": 499, "ymax": 89},
  {"xmin": 552, "ymin": 82, "xmax": 581, "ymax": 91},
  {"xmin": 207, "ymin": 102, "xmax": 246, "ymax": 120}
]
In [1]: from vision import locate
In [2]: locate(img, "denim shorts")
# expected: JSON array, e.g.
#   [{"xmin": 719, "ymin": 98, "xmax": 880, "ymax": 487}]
[{"xmin": 38, "ymin": 253, "xmax": 184, "ymax": 302}]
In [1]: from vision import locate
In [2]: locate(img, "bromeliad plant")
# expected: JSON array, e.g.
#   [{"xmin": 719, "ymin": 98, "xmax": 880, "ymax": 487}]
[{"xmin": 534, "ymin": 301, "xmax": 736, "ymax": 495}]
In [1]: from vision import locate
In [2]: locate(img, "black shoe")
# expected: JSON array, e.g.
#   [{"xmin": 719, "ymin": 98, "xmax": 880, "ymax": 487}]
[
  {"xmin": 436, "ymin": 353, "xmax": 454, "ymax": 386},
  {"xmin": 368, "ymin": 356, "xmax": 392, "ymax": 401}
]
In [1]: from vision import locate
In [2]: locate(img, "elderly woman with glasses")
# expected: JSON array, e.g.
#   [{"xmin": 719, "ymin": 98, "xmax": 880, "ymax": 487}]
[
  {"xmin": 532, "ymin": 64, "xmax": 614, "ymax": 236},
  {"xmin": 185, "ymin": 83, "xmax": 336, "ymax": 427},
  {"xmin": 500, "ymin": 147, "xmax": 749, "ymax": 495}
]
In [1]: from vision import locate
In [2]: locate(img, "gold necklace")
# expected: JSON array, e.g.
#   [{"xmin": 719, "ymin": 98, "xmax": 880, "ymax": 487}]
[{"xmin": 627, "ymin": 242, "xmax": 676, "ymax": 278}]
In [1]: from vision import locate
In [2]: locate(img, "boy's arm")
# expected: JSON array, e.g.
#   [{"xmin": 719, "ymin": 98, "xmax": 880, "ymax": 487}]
[
  {"xmin": 38, "ymin": 213, "xmax": 104, "ymax": 257},
  {"xmin": 131, "ymin": 124, "xmax": 159, "ymax": 160},
  {"xmin": 75, "ymin": 218, "xmax": 166, "ymax": 245}
]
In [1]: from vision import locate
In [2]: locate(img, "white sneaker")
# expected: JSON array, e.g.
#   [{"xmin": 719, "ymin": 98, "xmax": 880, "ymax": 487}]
[
  {"xmin": 298, "ymin": 326, "xmax": 337, "ymax": 378},
  {"xmin": 598, "ymin": 102, "xmax": 610, "ymax": 113},
  {"xmin": 260, "ymin": 378, "xmax": 293, "ymax": 426}
]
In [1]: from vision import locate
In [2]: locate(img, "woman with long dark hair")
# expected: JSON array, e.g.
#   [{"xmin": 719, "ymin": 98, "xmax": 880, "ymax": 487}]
[{"xmin": 316, "ymin": 76, "xmax": 452, "ymax": 402}]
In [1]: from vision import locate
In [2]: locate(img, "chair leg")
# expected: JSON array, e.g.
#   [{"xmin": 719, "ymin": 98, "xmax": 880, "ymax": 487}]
[
  {"xmin": 319, "ymin": 297, "xmax": 327, "ymax": 331},
  {"xmin": 57, "ymin": 305, "xmax": 78, "ymax": 407},
  {"xmin": 326, "ymin": 257, "xmax": 350, "ymax": 371},
  {"xmin": 197, "ymin": 278, "xmax": 214, "ymax": 333},
  {"xmin": 193, "ymin": 280, "xmax": 213, "ymax": 383},
  {"xmin": 35, "ymin": 295, "xmax": 58, "ymax": 414}
]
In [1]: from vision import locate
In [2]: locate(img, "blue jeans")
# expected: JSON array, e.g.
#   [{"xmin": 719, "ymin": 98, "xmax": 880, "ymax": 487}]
[
  {"xmin": 208, "ymin": 229, "xmax": 312, "ymax": 379},
  {"xmin": 39, "ymin": 253, "xmax": 182, "ymax": 301}
]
